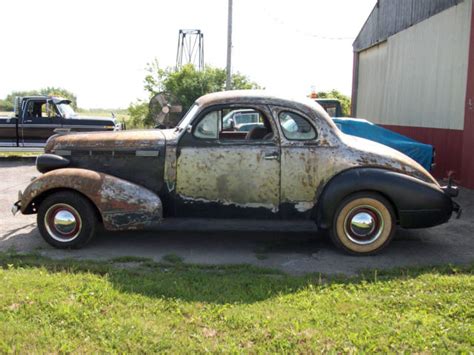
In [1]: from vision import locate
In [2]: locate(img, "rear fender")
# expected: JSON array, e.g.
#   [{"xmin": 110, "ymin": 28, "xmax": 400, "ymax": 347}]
[
  {"xmin": 315, "ymin": 168, "xmax": 451, "ymax": 229},
  {"xmin": 20, "ymin": 168, "xmax": 162, "ymax": 231}
]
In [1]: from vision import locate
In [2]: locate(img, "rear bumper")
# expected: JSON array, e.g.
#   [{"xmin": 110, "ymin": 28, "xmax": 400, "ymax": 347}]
[{"xmin": 441, "ymin": 182, "xmax": 462, "ymax": 218}]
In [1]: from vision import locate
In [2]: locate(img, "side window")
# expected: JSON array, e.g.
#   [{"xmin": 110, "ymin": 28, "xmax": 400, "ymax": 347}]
[
  {"xmin": 194, "ymin": 107, "xmax": 274, "ymax": 141},
  {"xmin": 26, "ymin": 101, "xmax": 41, "ymax": 118},
  {"xmin": 25, "ymin": 101, "xmax": 51, "ymax": 119},
  {"xmin": 279, "ymin": 111, "xmax": 317, "ymax": 141},
  {"xmin": 194, "ymin": 110, "xmax": 220, "ymax": 139}
]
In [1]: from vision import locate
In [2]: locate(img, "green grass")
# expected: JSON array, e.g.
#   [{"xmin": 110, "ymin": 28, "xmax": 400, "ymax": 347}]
[
  {"xmin": 0, "ymin": 253, "xmax": 472, "ymax": 353},
  {"xmin": 110, "ymin": 256, "xmax": 153, "ymax": 263},
  {"xmin": 161, "ymin": 253, "xmax": 184, "ymax": 264},
  {"xmin": 0, "ymin": 151, "xmax": 39, "ymax": 158}
]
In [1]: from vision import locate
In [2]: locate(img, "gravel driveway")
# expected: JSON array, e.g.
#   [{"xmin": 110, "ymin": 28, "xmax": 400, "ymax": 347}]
[{"xmin": 1, "ymin": 159, "xmax": 473, "ymax": 275}]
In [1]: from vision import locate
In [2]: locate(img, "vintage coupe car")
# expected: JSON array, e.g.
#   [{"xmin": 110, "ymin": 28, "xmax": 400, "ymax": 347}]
[{"xmin": 12, "ymin": 91, "xmax": 460, "ymax": 255}]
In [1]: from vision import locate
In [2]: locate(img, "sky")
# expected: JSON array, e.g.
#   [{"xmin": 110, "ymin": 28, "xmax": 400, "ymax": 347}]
[{"xmin": 0, "ymin": 0, "xmax": 376, "ymax": 109}]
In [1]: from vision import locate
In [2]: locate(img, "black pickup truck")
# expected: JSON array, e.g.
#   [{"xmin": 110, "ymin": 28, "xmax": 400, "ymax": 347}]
[{"xmin": 0, "ymin": 96, "xmax": 121, "ymax": 148}]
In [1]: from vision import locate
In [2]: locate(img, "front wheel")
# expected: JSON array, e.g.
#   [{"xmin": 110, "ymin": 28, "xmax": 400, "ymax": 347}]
[
  {"xmin": 37, "ymin": 191, "xmax": 98, "ymax": 249},
  {"xmin": 330, "ymin": 192, "xmax": 396, "ymax": 255}
]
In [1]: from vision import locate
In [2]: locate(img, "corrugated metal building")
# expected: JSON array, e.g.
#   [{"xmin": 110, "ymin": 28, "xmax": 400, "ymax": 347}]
[{"xmin": 352, "ymin": 0, "xmax": 474, "ymax": 188}]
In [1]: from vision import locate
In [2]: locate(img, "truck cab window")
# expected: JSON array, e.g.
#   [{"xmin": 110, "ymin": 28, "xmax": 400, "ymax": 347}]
[
  {"xmin": 26, "ymin": 101, "xmax": 53, "ymax": 119},
  {"xmin": 25, "ymin": 102, "xmax": 41, "ymax": 118}
]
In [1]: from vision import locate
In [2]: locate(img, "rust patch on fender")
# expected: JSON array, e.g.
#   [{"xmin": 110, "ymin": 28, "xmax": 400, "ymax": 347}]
[{"xmin": 20, "ymin": 168, "xmax": 162, "ymax": 231}]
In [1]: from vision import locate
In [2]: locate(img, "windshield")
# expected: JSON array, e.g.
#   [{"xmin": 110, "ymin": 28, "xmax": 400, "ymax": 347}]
[
  {"xmin": 176, "ymin": 104, "xmax": 200, "ymax": 131},
  {"xmin": 56, "ymin": 102, "xmax": 77, "ymax": 118}
]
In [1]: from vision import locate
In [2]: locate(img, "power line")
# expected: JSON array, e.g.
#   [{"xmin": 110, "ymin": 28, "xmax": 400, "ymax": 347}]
[{"xmin": 262, "ymin": 6, "xmax": 354, "ymax": 41}]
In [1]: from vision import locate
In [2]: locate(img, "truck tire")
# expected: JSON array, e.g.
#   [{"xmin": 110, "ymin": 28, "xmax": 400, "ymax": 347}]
[
  {"xmin": 330, "ymin": 192, "xmax": 395, "ymax": 255},
  {"xmin": 37, "ymin": 191, "xmax": 98, "ymax": 249}
]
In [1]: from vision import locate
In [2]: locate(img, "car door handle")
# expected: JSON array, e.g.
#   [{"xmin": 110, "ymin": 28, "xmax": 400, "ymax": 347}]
[{"xmin": 264, "ymin": 152, "xmax": 279, "ymax": 161}]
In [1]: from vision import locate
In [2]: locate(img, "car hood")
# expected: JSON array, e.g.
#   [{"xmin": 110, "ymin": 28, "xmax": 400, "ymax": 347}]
[
  {"xmin": 44, "ymin": 129, "xmax": 166, "ymax": 153},
  {"xmin": 341, "ymin": 133, "xmax": 438, "ymax": 185}
]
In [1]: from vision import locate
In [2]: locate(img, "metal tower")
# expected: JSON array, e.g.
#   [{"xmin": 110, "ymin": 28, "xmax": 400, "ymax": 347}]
[{"xmin": 175, "ymin": 29, "xmax": 204, "ymax": 70}]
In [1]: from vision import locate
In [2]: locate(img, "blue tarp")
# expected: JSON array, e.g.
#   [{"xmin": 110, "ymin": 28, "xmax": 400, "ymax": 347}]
[{"xmin": 333, "ymin": 118, "xmax": 434, "ymax": 171}]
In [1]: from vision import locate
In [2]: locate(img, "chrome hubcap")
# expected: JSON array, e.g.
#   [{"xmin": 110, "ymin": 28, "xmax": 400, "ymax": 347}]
[
  {"xmin": 53, "ymin": 210, "xmax": 77, "ymax": 235},
  {"xmin": 344, "ymin": 206, "xmax": 384, "ymax": 245},
  {"xmin": 350, "ymin": 212, "xmax": 376, "ymax": 237},
  {"xmin": 45, "ymin": 204, "xmax": 82, "ymax": 242}
]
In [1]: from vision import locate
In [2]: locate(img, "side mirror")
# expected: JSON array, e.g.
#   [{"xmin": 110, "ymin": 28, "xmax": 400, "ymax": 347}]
[
  {"xmin": 186, "ymin": 125, "xmax": 192, "ymax": 134},
  {"xmin": 229, "ymin": 118, "xmax": 235, "ymax": 130}
]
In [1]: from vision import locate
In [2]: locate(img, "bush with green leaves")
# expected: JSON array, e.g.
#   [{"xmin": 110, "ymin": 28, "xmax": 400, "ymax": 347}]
[
  {"xmin": 317, "ymin": 89, "xmax": 352, "ymax": 117},
  {"xmin": 128, "ymin": 61, "xmax": 261, "ymax": 128},
  {"xmin": 1, "ymin": 87, "xmax": 78, "ymax": 111}
]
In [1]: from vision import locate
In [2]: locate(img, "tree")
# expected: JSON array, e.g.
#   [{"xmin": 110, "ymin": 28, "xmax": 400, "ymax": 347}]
[
  {"xmin": 129, "ymin": 61, "xmax": 261, "ymax": 128},
  {"xmin": 127, "ymin": 100, "xmax": 150, "ymax": 128},
  {"xmin": 40, "ymin": 87, "xmax": 78, "ymax": 109},
  {"xmin": 0, "ymin": 99, "xmax": 14, "ymax": 112},
  {"xmin": 317, "ymin": 89, "xmax": 351, "ymax": 117},
  {"xmin": 2, "ymin": 87, "xmax": 78, "ymax": 111},
  {"xmin": 2, "ymin": 90, "xmax": 40, "ymax": 112}
]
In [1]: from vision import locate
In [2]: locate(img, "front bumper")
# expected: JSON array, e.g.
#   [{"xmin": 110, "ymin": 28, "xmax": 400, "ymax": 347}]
[
  {"xmin": 11, "ymin": 200, "xmax": 21, "ymax": 215},
  {"xmin": 11, "ymin": 190, "xmax": 23, "ymax": 216}
]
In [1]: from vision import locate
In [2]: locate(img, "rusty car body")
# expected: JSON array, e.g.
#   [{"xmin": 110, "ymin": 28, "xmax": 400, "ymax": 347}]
[{"xmin": 12, "ymin": 91, "xmax": 461, "ymax": 254}]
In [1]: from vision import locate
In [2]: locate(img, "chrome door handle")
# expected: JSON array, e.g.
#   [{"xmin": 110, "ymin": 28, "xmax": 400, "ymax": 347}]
[{"xmin": 264, "ymin": 152, "xmax": 279, "ymax": 161}]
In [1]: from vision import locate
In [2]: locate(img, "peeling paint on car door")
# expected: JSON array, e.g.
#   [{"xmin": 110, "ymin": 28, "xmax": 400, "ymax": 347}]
[
  {"xmin": 175, "ymin": 105, "xmax": 281, "ymax": 218},
  {"xmin": 272, "ymin": 105, "xmax": 341, "ymax": 217}
]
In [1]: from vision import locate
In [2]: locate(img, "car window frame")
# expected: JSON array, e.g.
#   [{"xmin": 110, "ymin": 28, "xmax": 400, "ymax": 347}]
[
  {"xmin": 192, "ymin": 109, "xmax": 221, "ymax": 140},
  {"xmin": 189, "ymin": 104, "xmax": 278, "ymax": 145},
  {"xmin": 278, "ymin": 110, "xmax": 318, "ymax": 141}
]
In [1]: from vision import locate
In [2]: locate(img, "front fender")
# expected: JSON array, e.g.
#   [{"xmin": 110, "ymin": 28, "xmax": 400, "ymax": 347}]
[
  {"xmin": 20, "ymin": 168, "xmax": 162, "ymax": 231},
  {"xmin": 316, "ymin": 168, "xmax": 453, "ymax": 229}
]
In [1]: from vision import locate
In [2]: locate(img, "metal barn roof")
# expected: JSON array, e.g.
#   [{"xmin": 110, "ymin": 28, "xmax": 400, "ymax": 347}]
[{"xmin": 353, "ymin": 0, "xmax": 463, "ymax": 52}]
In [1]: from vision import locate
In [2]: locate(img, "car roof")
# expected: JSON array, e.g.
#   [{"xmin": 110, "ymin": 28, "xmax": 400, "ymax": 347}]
[{"xmin": 196, "ymin": 90, "xmax": 326, "ymax": 114}]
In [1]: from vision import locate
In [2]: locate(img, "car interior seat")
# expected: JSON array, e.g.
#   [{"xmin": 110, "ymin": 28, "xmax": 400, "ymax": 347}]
[{"xmin": 246, "ymin": 126, "xmax": 269, "ymax": 140}]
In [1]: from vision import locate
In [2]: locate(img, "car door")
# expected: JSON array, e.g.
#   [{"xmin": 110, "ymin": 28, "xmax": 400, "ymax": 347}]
[
  {"xmin": 20, "ymin": 100, "xmax": 61, "ymax": 147},
  {"xmin": 175, "ymin": 104, "xmax": 281, "ymax": 218},
  {"xmin": 272, "ymin": 106, "xmax": 322, "ymax": 219}
]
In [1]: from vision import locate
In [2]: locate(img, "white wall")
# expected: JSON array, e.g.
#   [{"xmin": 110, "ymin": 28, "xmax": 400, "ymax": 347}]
[{"xmin": 356, "ymin": 0, "xmax": 472, "ymax": 130}]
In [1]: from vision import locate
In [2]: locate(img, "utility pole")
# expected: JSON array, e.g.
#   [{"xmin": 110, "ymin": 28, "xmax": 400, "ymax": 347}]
[{"xmin": 225, "ymin": 0, "xmax": 233, "ymax": 90}]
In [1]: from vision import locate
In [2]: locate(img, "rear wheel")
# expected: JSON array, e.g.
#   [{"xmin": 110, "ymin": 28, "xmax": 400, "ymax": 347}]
[
  {"xmin": 330, "ymin": 192, "xmax": 395, "ymax": 255},
  {"xmin": 37, "ymin": 191, "xmax": 98, "ymax": 249}
]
